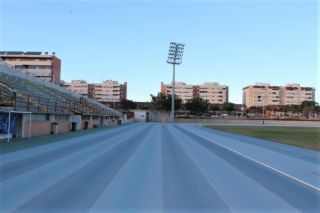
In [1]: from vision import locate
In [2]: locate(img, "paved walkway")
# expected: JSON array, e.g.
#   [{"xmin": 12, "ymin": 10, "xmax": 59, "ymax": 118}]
[{"xmin": 0, "ymin": 123, "xmax": 319, "ymax": 212}]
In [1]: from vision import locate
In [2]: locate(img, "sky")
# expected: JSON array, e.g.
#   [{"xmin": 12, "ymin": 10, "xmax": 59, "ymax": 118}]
[{"xmin": 0, "ymin": 0, "xmax": 318, "ymax": 104}]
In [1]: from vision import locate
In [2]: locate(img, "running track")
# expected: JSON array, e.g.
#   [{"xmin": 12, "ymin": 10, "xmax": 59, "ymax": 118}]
[{"xmin": 0, "ymin": 123, "xmax": 319, "ymax": 212}]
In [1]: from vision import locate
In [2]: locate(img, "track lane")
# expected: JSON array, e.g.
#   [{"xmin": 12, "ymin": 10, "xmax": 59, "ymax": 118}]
[
  {"xmin": 168, "ymin": 125, "xmax": 300, "ymax": 212},
  {"xmin": 0, "ymin": 124, "xmax": 148, "ymax": 211},
  {"xmin": 0, "ymin": 124, "xmax": 144, "ymax": 182},
  {"xmin": 179, "ymin": 125, "xmax": 320, "ymax": 188},
  {"xmin": 91, "ymin": 124, "xmax": 163, "ymax": 210},
  {"xmin": 193, "ymin": 125, "xmax": 320, "ymax": 164},
  {"xmin": 0, "ymin": 123, "xmax": 142, "ymax": 166},
  {"xmin": 14, "ymin": 125, "xmax": 154, "ymax": 212},
  {"xmin": 0, "ymin": 123, "xmax": 318, "ymax": 212},
  {"xmin": 161, "ymin": 125, "xmax": 231, "ymax": 212},
  {"xmin": 174, "ymin": 125, "xmax": 320, "ymax": 212}
]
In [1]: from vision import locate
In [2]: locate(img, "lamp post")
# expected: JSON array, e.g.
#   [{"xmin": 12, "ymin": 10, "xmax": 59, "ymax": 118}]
[{"xmin": 167, "ymin": 42, "xmax": 185, "ymax": 122}]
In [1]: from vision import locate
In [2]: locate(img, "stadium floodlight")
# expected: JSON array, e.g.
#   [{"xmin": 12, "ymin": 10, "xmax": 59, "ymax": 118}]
[{"xmin": 167, "ymin": 42, "xmax": 185, "ymax": 122}]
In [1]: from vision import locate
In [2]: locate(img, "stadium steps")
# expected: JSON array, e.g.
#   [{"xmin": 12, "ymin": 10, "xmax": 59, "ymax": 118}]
[{"xmin": 0, "ymin": 63, "xmax": 121, "ymax": 117}]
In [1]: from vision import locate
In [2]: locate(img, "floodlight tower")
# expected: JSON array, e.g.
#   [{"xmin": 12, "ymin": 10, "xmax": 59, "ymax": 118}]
[{"xmin": 167, "ymin": 42, "xmax": 185, "ymax": 122}]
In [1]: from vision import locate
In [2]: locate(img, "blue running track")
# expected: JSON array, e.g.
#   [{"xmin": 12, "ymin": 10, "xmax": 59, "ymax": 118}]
[{"xmin": 0, "ymin": 123, "xmax": 319, "ymax": 212}]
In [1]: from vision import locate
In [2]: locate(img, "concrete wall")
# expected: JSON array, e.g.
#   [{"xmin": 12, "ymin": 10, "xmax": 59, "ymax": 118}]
[
  {"xmin": 24, "ymin": 121, "xmax": 51, "ymax": 137},
  {"xmin": 23, "ymin": 120, "xmax": 72, "ymax": 137},
  {"xmin": 104, "ymin": 117, "xmax": 118, "ymax": 126},
  {"xmin": 133, "ymin": 111, "xmax": 147, "ymax": 122},
  {"xmin": 71, "ymin": 115, "xmax": 82, "ymax": 130},
  {"xmin": 58, "ymin": 120, "xmax": 70, "ymax": 133},
  {"xmin": 125, "ymin": 118, "xmax": 135, "ymax": 124},
  {"xmin": 149, "ymin": 111, "xmax": 169, "ymax": 123},
  {"xmin": 81, "ymin": 119, "xmax": 92, "ymax": 129},
  {"xmin": 17, "ymin": 113, "xmax": 120, "ymax": 139},
  {"xmin": 105, "ymin": 118, "xmax": 112, "ymax": 126},
  {"xmin": 92, "ymin": 118, "xmax": 100, "ymax": 127}
]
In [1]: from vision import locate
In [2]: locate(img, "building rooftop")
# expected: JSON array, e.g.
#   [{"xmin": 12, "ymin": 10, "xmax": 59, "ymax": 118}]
[{"xmin": 0, "ymin": 51, "xmax": 57, "ymax": 58}]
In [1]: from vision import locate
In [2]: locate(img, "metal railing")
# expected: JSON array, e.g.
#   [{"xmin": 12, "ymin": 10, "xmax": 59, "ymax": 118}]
[
  {"xmin": 1, "ymin": 90, "xmax": 109, "ymax": 116},
  {"xmin": 1, "ymin": 85, "xmax": 118, "ymax": 116}
]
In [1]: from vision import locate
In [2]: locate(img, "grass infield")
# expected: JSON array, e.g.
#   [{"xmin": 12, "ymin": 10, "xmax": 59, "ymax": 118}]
[{"xmin": 204, "ymin": 125, "xmax": 320, "ymax": 151}]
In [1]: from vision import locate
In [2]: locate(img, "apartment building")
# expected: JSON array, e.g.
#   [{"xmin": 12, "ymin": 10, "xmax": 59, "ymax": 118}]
[
  {"xmin": 243, "ymin": 83, "xmax": 281, "ymax": 108},
  {"xmin": 61, "ymin": 80, "xmax": 127, "ymax": 105},
  {"xmin": 161, "ymin": 82, "xmax": 229, "ymax": 104},
  {"xmin": 0, "ymin": 51, "xmax": 61, "ymax": 84},
  {"xmin": 243, "ymin": 83, "xmax": 315, "ymax": 108},
  {"xmin": 161, "ymin": 82, "xmax": 194, "ymax": 103},
  {"xmin": 61, "ymin": 80, "xmax": 89, "ymax": 96},
  {"xmin": 280, "ymin": 84, "xmax": 315, "ymax": 105},
  {"xmin": 196, "ymin": 82, "xmax": 228, "ymax": 104},
  {"xmin": 89, "ymin": 80, "xmax": 127, "ymax": 104}
]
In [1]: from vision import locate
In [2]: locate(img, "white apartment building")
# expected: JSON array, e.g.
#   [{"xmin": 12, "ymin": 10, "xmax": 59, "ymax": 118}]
[
  {"xmin": 280, "ymin": 84, "xmax": 315, "ymax": 105},
  {"xmin": 161, "ymin": 82, "xmax": 194, "ymax": 103},
  {"xmin": 161, "ymin": 82, "xmax": 229, "ymax": 104},
  {"xmin": 61, "ymin": 80, "xmax": 127, "ymax": 105},
  {"xmin": 243, "ymin": 83, "xmax": 315, "ymax": 108},
  {"xmin": 89, "ymin": 80, "xmax": 127, "ymax": 104},
  {"xmin": 61, "ymin": 80, "xmax": 89, "ymax": 96},
  {"xmin": 243, "ymin": 83, "xmax": 281, "ymax": 108},
  {"xmin": 197, "ymin": 82, "xmax": 228, "ymax": 104}
]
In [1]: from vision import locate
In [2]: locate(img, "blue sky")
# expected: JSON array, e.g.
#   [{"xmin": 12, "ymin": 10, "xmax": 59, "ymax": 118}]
[{"xmin": 0, "ymin": 0, "xmax": 318, "ymax": 103}]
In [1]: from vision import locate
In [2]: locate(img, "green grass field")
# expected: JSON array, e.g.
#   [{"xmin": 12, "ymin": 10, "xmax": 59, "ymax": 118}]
[{"xmin": 204, "ymin": 125, "xmax": 320, "ymax": 151}]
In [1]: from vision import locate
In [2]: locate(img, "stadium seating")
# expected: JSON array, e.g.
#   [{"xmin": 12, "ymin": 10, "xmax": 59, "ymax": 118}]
[{"xmin": 0, "ymin": 62, "xmax": 121, "ymax": 117}]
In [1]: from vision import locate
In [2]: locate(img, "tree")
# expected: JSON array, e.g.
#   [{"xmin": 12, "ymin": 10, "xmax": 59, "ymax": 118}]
[
  {"xmin": 210, "ymin": 104, "xmax": 222, "ymax": 111},
  {"xmin": 120, "ymin": 99, "xmax": 137, "ymax": 110},
  {"xmin": 136, "ymin": 102, "xmax": 151, "ymax": 110},
  {"xmin": 300, "ymin": 101, "xmax": 318, "ymax": 111},
  {"xmin": 266, "ymin": 105, "xmax": 277, "ymax": 111},
  {"xmin": 278, "ymin": 105, "xmax": 290, "ymax": 113},
  {"xmin": 150, "ymin": 92, "xmax": 182, "ymax": 111},
  {"xmin": 185, "ymin": 97, "xmax": 209, "ymax": 115},
  {"xmin": 288, "ymin": 105, "xmax": 300, "ymax": 113},
  {"xmin": 247, "ymin": 106, "xmax": 262, "ymax": 114},
  {"xmin": 300, "ymin": 101, "xmax": 319, "ymax": 118},
  {"xmin": 222, "ymin": 102, "xmax": 235, "ymax": 112}
]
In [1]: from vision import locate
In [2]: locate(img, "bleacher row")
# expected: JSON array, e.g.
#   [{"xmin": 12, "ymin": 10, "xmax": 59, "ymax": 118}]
[{"xmin": 0, "ymin": 62, "xmax": 122, "ymax": 117}]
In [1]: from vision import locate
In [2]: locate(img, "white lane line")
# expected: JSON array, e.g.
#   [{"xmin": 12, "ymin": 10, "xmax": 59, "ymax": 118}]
[{"xmin": 183, "ymin": 127, "xmax": 320, "ymax": 192}]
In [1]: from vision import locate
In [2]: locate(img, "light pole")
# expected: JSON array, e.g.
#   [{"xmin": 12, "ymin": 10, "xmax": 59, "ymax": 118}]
[{"xmin": 167, "ymin": 42, "xmax": 185, "ymax": 122}]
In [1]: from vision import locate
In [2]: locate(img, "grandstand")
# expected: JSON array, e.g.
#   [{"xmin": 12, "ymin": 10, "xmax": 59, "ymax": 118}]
[{"xmin": 0, "ymin": 61, "xmax": 123, "ymax": 141}]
